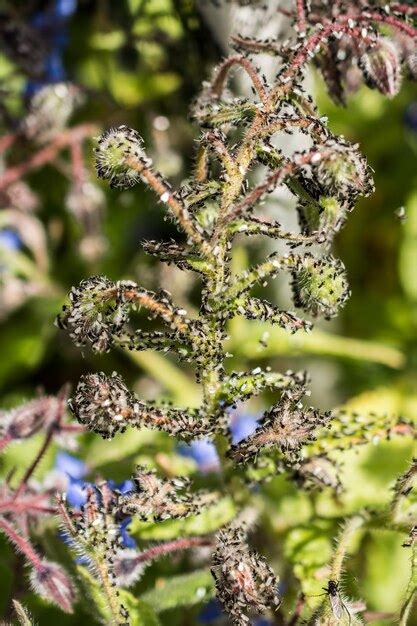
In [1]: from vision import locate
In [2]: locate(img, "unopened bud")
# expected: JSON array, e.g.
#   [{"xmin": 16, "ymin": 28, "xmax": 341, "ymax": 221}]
[
  {"xmin": 313, "ymin": 139, "xmax": 374, "ymax": 200},
  {"xmin": 23, "ymin": 83, "xmax": 83, "ymax": 143},
  {"xmin": 212, "ymin": 525, "xmax": 280, "ymax": 625},
  {"xmin": 56, "ymin": 276, "xmax": 133, "ymax": 352},
  {"xmin": 0, "ymin": 397, "xmax": 58, "ymax": 443},
  {"xmin": 113, "ymin": 549, "xmax": 146, "ymax": 588},
  {"xmin": 291, "ymin": 254, "xmax": 350, "ymax": 319},
  {"xmin": 30, "ymin": 560, "xmax": 75, "ymax": 614},
  {"xmin": 69, "ymin": 372, "xmax": 136, "ymax": 439},
  {"xmin": 95, "ymin": 126, "xmax": 147, "ymax": 189},
  {"xmin": 360, "ymin": 38, "xmax": 402, "ymax": 98}
]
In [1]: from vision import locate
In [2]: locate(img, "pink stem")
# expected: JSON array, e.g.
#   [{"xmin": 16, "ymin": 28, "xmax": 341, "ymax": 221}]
[
  {"xmin": 0, "ymin": 134, "xmax": 16, "ymax": 154},
  {"xmin": 295, "ymin": 0, "xmax": 307, "ymax": 32},
  {"xmin": 0, "ymin": 123, "xmax": 96, "ymax": 191},
  {"xmin": 0, "ymin": 498, "xmax": 56, "ymax": 515},
  {"xmin": 224, "ymin": 148, "xmax": 328, "ymax": 225},
  {"xmin": 0, "ymin": 516, "xmax": 42, "ymax": 569},
  {"xmin": 211, "ymin": 55, "xmax": 270, "ymax": 105},
  {"xmin": 0, "ymin": 434, "xmax": 13, "ymax": 453},
  {"xmin": 70, "ymin": 140, "xmax": 86, "ymax": 188},
  {"xmin": 390, "ymin": 4, "xmax": 417, "ymax": 16},
  {"xmin": 134, "ymin": 537, "xmax": 213, "ymax": 564},
  {"xmin": 13, "ymin": 388, "xmax": 67, "ymax": 500},
  {"xmin": 278, "ymin": 12, "xmax": 417, "ymax": 92}
]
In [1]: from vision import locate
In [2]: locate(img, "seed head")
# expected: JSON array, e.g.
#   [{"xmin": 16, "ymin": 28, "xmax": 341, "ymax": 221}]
[
  {"xmin": 211, "ymin": 525, "xmax": 280, "ymax": 625},
  {"xmin": 291, "ymin": 254, "xmax": 350, "ymax": 319},
  {"xmin": 360, "ymin": 38, "xmax": 402, "ymax": 98},
  {"xmin": 69, "ymin": 372, "xmax": 136, "ymax": 439},
  {"xmin": 95, "ymin": 126, "xmax": 147, "ymax": 189}
]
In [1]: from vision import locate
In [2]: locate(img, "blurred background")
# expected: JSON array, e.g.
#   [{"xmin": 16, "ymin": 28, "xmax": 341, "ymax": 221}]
[{"xmin": 0, "ymin": 1, "xmax": 416, "ymax": 624}]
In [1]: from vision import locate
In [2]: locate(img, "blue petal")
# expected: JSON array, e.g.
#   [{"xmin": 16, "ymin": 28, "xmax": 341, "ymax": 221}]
[
  {"xmin": 108, "ymin": 479, "xmax": 135, "ymax": 494},
  {"xmin": 0, "ymin": 230, "xmax": 21, "ymax": 251},
  {"xmin": 55, "ymin": 0, "xmax": 77, "ymax": 18},
  {"xmin": 55, "ymin": 452, "xmax": 87, "ymax": 480},
  {"xmin": 178, "ymin": 439, "xmax": 220, "ymax": 474},
  {"xmin": 229, "ymin": 413, "xmax": 260, "ymax": 444},
  {"xmin": 405, "ymin": 102, "xmax": 417, "ymax": 133},
  {"xmin": 198, "ymin": 599, "xmax": 223, "ymax": 622},
  {"xmin": 66, "ymin": 480, "xmax": 88, "ymax": 508},
  {"xmin": 119, "ymin": 517, "xmax": 137, "ymax": 548}
]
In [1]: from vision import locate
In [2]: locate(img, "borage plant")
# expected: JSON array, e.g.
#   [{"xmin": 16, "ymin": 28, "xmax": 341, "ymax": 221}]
[{"xmin": 55, "ymin": 2, "xmax": 417, "ymax": 625}]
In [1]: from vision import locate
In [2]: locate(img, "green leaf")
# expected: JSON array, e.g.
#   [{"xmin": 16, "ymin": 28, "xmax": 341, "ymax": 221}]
[
  {"xmin": 76, "ymin": 566, "xmax": 113, "ymax": 625},
  {"xmin": 140, "ymin": 569, "xmax": 214, "ymax": 613},
  {"xmin": 119, "ymin": 592, "xmax": 161, "ymax": 626}
]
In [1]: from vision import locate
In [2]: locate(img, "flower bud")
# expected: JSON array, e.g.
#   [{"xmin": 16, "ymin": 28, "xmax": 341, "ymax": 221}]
[
  {"xmin": 313, "ymin": 139, "xmax": 374, "ymax": 200},
  {"xmin": 407, "ymin": 48, "xmax": 417, "ymax": 80},
  {"xmin": 12, "ymin": 600, "xmax": 34, "ymax": 626},
  {"xmin": 23, "ymin": 83, "xmax": 83, "ymax": 143},
  {"xmin": 291, "ymin": 254, "xmax": 350, "ymax": 319},
  {"xmin": 95, "ymin": 126, "xmax": 147, "ymax": 189},
  {"xmin": 113, "ymin": 549, "xmax": 146, "ymax": 588},
  {"xmin": 230, "ymin": 389, "xmax": 331, "ymax": 464},
  {"xmin": 0, "ymin": 397, "xmax": 58, "ymax": 444},
  {"xmin": 212, "ymin": 525, "xmax": 280, "ymax": 625},
  {"xmin": 119, "ymin": 466, "xmax": 213, "ymax": 521},
  {"xmin": 30, "ymin": 560, "xmax": 75, "ymax": 614},
  {"xmin": 69, "ymin": 372, "xmax": 136, "ymax": 439},
  {"xmin": 360, "ymin": 38, "xmax": 402, "ymax": 98},
  {"xmin": 56, "ymin": 276, "xmax": 132, "ymax": 352}
]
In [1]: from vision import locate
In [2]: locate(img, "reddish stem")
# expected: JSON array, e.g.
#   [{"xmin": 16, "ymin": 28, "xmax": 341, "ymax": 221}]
[
  {"xmin": 0, "ymin": 516, "xmax": 42, "ymax": 569},
  {"xmin": 224, "ymin": 148, "xmax": 327, "ymax": 225},
  {"xmin": 277, "ymin": 11, "xmax": 417, "ymax": 95},
  {"xmin": 211, "ymin": 55, "xmax": 270, "ymax": 105},
  {"xmin": 295, "ymin": 0, "xmax": 307, "ymax": 33},
  {"xmin": 13, "ymin": 388, "xmax": 68, "ymax": 500},
  {"xmin": 0, "ymin": 123, "xmax": 96, "ymax": 191},
  {"xmin": 0, "ymin": 499, "xmax": 56, "ymax": 515},
  {"xmin": 134, "ymin": 537, "xmax": 213, "ymax": 564},
  {"xmin": 287, "ymin": 593, "xmax": 306, "ymax": 626},
  {"xmin": 0, "ymin": 133, "xmax": 16, "ymax": 153},
  {"xmin": 70, "ymin": 140, "xmax": 86, "ymax": 188},
  {"xmin": 390, "ymin": 4, "xmax": 417, "ymax": 16},
  {"xmin": 0, "ymin": 434, "xmax": 13, "ymax": 453}
]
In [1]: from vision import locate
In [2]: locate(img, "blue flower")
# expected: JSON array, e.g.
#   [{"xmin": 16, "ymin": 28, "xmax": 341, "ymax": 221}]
[
  {"xmin": 179, "ymin": 439, "xmax": 220, "ymax": 474},
  {"xmin": 229, "ymin": 413, "xmax": 260, "ymax": 444},
  {"xmin": 55, "ymin": 451, "xmax": 87, "ymax": 480},
  {"xmin": 55, "ymin": 0, "xmax": 77, "ymax": 19},
  {"xmin": 119, "ymin": 517, "xmax": 137, "ymax": 549},
  {"xmin": 405, "ymin": 102, "xmax": 417, "ymax": 133},
  {"xmin": 0, "ymin": 229, "xmax": 22, "ymax": 251},
  {"xmin": 54, "ymin": 453, "xmax": 137, "ymax": 551},
  {"xmin": 108, "ymin": 479, "xmax": 135, "ymax": 494},
  {"xmin": 27, "ymin": 0, "xmax": 77, "ymax": 94},
  {"xmin": 198, "ymin": 599, "xmax": 223, "ymax": 623}
]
